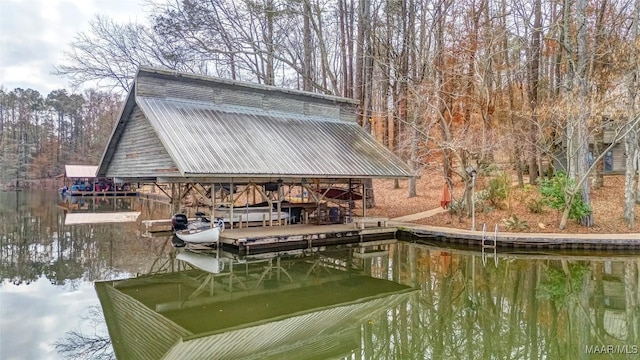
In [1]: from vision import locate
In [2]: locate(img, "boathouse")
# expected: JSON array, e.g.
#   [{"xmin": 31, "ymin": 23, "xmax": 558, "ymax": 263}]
[
  {"xmin": 60, "ymin": 164, "xmax": 137, "ymax": 196},
  {"xmin": 97, "ymin": 66, "xmax": 412, "ymax": 250},
  {"xmin": 61, "ymin": 164, "xmax": 98, "ymax": 192},
  {"xmin": 95, "ymin": 246, "xmax": 415, "ymax": 359}
]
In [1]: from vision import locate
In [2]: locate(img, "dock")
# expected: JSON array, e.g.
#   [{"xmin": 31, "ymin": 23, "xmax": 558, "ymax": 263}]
[
  {"xmin": 142, "ymin": 217, "xmax": 397, "ymax": 253},
  {"xmin": 397, "ymin": 223, "xmax": 640, "ymax": 250},
  {"xmin": 220, "ymin": 223, "xmax": 396, "ymax": 253},
  {"xmin": 66, "ymin": 190, "xmax": 139, "ymax": 197}
]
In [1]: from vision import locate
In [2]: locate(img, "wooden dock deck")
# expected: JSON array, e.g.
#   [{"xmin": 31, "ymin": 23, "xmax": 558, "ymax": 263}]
[
  {"xmin": 220, "ymin": 223, "xmax": 396, "ymax": 253},
  {"xmin": 142, "ymin": 215, "xmax": 396, "ymax": 253},
  {"xmin": 397, "ymin": 223, "xmax": 640, "ymax": 250}
]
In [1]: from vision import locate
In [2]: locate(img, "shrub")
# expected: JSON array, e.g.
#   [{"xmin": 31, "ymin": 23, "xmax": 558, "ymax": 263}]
[
  {"xmin": 526, "ymin": 198, "xmax": 546, "ymax": 214},
  {"xmin": 486, "ymin": 173, "xmax": 511, "ymax": 209},
  {"xmin": 538, "ymin": 172, "xmax": 591, "ymax": 220},
  {"xmin": 502, "ymin": 214, "xmax": 529, "ymax": 231}
]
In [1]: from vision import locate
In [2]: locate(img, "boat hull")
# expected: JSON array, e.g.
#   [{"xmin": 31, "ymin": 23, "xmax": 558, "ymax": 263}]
[
  {"xmin": 175, "ymin": 226, "xmax": 221, "ymax": 244},
  {"xmin": 176, "ymin": 251, "xmax": 223, "ymax": 273}
]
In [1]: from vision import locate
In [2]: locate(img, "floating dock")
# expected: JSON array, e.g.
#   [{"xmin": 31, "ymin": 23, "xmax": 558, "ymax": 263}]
[
  {"xmin": 397, "ymin": 223, "xmax": 640, "ymax": 250},
  {"xmin": 220, "ymin": 223, "xmax": 396, "ymax": 254},
  {"xmin": 142, "ymin": 217, "xmax": 396, "ymax": 254}
]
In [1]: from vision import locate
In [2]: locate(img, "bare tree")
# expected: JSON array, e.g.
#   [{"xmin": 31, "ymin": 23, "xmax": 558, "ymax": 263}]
[
  {"xmin": 54, "ymin": 306, "xmax": 114, "ymax": 360},
  {"xmin": 57, "ymin": 15, "xmax": 199, "ymax": 92},
  {"xmin": 527, "ymin": 0, "xmax": 542, "ymax": 184},
  {"xmin": 623, "ymin": 0, "xmax": 640, "ymax": 227}
]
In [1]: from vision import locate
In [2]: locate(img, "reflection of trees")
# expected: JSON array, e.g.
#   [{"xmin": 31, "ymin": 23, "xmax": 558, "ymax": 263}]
[
  {"xmin": 362, "ymin": 243, "xmax": 640, "ymax": 359},
  {"xmin": 0, "ymin": 191, "xmax": 174, "ymax": 286},
  {"xmin": 624, "ymin": 261, "xmax": 639, "ymax": 348},
  {"xmin": 45, "ymin": 258, "xmax": 84, "ymax": 286},
  {"xmin": 54, "ymin": 306, "xmax": 114, "ymax": 360}
]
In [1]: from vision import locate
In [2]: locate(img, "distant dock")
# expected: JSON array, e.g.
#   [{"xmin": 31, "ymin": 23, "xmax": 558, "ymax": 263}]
[{"xmin": 66, "ymin": 190, "xmax": 140, "ymax": 197}]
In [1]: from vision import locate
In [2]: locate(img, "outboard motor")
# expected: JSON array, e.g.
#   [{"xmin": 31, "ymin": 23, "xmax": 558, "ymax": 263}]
[
  {"xmin": 171, "ymin": 214, "xmax": 189, "ymax": 232},
  {"xmin": 215, "ymin": 218, "xmax": 225, "ymax": 232},
  {"xmin": 171, "ymin": 234, "xmax": 186, "ymax": 248},
  {"xmin": 195, "ymin": 211, "xmax": 211, "ymax": 222}
]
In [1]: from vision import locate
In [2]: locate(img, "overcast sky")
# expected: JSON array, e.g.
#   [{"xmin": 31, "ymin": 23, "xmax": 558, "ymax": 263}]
[{"xmin": 0, "ymin": 0, "xmax": 146, "ymax": 95}]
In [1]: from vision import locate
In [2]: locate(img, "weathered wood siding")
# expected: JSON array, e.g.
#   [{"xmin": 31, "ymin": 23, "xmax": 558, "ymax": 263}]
[
  {"xmin": 106, "ymin": 106, "xmax": 181, "ymax": 178},
  {"xmin": 135, "ymin": 71, "xmax": 357, "ymax": 123},
  {"xmin": 100, "ymin": 284, "xmax": 190, "ymax": 360},
  {"xmin": 214, "ymin": 87, "xmax": 264, "ymax": 108}
]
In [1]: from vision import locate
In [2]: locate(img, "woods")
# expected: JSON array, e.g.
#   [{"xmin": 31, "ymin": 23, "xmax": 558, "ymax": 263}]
[
  {"xmin": 0, "ymin": 88, "xmax": 121, "ymax": 188},
  {"xmin": 2, "ymin": 0, "xmax": 639, "ymax": 229}
]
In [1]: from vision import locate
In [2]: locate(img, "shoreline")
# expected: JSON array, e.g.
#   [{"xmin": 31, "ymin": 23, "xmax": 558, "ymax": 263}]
[{"xmin": 396, "ymin": 222, "xmax": 640, "ymax": 250}]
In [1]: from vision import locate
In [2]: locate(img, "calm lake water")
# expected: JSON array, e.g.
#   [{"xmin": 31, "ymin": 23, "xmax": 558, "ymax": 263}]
[{"xmin": 1, "ymin": 191, "xmax": 639, "ymax": 360}]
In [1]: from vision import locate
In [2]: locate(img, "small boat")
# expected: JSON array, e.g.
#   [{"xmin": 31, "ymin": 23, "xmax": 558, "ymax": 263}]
[
  {"xmin": 172, "ymin": 212, "xmax": 225, "ymax": 244},
  {"xmin": 171, "ymin": 212, "xmax": 215, "ymax": 232},
  {"xmin": 176, "ymin": 250, "xmax": 224, "ymax": 273},
  {"xmin": 175, "ymin": 226, "xmax": 222, "ymax": 244}
]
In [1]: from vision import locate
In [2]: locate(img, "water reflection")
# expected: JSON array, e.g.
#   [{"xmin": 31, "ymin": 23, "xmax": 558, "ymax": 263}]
[
  {"xmin": 1, "ymin": 191, "xmax": 639, "ymax": 359},
  {"xmin": 0, "ymin": 191, "xmax": 172, "ymax": 286},
  {"xmin": 97, "ymin": 245, "xmax": 414, "ymax": 359},
  {"xmin": 91, "ymin": 244, "xmax": 640, "ymax": 360}
]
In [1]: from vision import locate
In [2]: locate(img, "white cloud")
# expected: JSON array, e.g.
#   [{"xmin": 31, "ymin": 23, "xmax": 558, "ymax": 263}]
[
  {"xmin": 0, "ymin": 277, "xmax": 101, "ymax": 360},
  {"xmin": 0, "ymin": 0, "xmax": 146, "ymax": 95}
]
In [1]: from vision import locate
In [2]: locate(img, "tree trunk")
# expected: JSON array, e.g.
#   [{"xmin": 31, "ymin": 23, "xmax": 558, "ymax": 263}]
[
  {"xmin": 302, "ymin": 0, "xmax": 313, "ymax": 92},
  {"xmin": 624, "ymin": 130, "xmax": 638, "ymax": 227},
  {"xmin": 593, "ymin": 127, "xmax": 604, "ymax": 188},
  {"xmin": 409, "ymin": 114, "xmax": 418, "ymax": 198},
  {"xmin": 527, "ymin": 0, "xmax": 542, "ymax": 185},
  {"xmin": 435, "ymin": 1, "xmax": 453, "ymax": 184},
  {"xmin": 354, "ymin": 0, "xmax": 366, "ymax": 125},
  {"xmin": 576, "ymin": 0, "xmax": 593, "ymax": 227},
  {"xmin": 624, "ymin": 0, "xmax": 640, "ymax": 224}
]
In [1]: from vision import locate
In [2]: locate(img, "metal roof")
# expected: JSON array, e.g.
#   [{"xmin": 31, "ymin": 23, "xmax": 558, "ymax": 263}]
[
  {"xmin": 65, "ymin": 164, "xmax": 98, "ymax": 178},
  {"xmin": 137, "ymin": 97, "xmax": 412, "ymax": 178},
  {"xmin": 96, "ymin": 276, "xmax": 415, "ymax": 360},
  {"xmin": 97, "ymin": 67, "xmax": 413, "ymax": 181}
]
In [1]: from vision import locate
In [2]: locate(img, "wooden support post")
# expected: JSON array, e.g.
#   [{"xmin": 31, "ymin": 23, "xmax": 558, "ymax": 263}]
[
  {"xmin": 277, "ymin": 181, "xmax": 283, "ymax": 226},
  {"xmin": 362, "ymin": 183, "xmax": 366, "ymax": 217},
  {"xmin": 171, "ymin": 183, "xmax": 176, "ymax": 214},
  {"xmin": 210, "ymin": 183, "xmax": 215, "ymax": 228},
  {"xmin": 252, "ymin": 185, "xmax": 256, "ymax": 204},
  {"xmin": 229, "ymin": 180, "xmax": 234, "ymax": 230}
]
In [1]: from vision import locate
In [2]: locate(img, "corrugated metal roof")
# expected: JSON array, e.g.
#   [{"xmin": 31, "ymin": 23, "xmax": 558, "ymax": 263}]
[
  {"xmin": 98, "ymin": 275, "xmax": 414, "ymax": 360},
  {"xmin": 137, "ymin": 97, "xmax": 413, "ymax": 178},
  {"xmin": 65, "ymin": 164, "xmax": 98, "ymax": 178},
  {"xmin": 162, "ymin": 290, "xmax": 414, "ymax": 359}
]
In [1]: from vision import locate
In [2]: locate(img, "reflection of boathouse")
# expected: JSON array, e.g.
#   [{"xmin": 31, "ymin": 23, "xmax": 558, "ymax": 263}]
[
  {"xmin": 97, "ymin": 66, "xmax": 412, "ymax": 251},
  {"xmin": 95, "ymin": 246, "xmax": 415, "ymax": 359}
]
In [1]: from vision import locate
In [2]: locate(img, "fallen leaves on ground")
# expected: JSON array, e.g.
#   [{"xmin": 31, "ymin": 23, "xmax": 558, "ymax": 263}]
[{"xmin": 368, "ymin": 169, "xmax": 640, "ymax": 234}]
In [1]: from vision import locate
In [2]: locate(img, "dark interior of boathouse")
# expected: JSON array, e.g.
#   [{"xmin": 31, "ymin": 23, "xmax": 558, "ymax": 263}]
[{"xmin": 96, "ymin": 66, "xmax": 413, "ymax": 250}]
